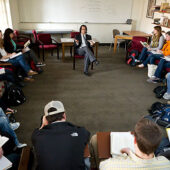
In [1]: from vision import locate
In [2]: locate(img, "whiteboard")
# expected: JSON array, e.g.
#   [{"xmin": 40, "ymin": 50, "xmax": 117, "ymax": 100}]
[{"xmin": 18, "ymin": 0, "xmax": 133, "ymax": 23}]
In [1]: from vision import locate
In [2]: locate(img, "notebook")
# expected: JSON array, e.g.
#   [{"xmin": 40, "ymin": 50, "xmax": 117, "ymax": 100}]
[
  {"xmin": 140, "ymin": 41, "xmax": 148, "ymax": 47},
  {"xmin": 1, "ymin": 52, "xmax": 22, "ymax": 62},
  {"xmin": 110, "ymin": 132, "xmax": 134, "ymax": 156},
  {"xmin": 24, "ymin": 40, "xmax": 31, "ymax": 48},
  {"xmin": 0, "ymin": 135, "xmax": 9, "ymax": 147},
  {"xmin": 0, "ymin": 156, "xmax": 12, "ymax": 170}
]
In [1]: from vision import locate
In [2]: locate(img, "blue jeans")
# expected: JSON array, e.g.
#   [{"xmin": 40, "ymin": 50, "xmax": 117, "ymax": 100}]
[
  {"xmin": 154, "ymin": 59, "xmax": 170, "ymax": 78},
  {"xmin": 143, "ymin": 53, "xmax": 164, "ymax": 67},
  {"xmin": 8, "ymin": 55, "xmax": 31, "ymax": 74},
  {"xmin": 138, "ymin": 47, "xmax": 152, "ymax": 62},
  {"xmin": 166, "ymin": 73, "xmax": 170, "ymax": 93},
  {"xmin": 0, "ymin": 108, "xmax": 19, "ymax": 146}
]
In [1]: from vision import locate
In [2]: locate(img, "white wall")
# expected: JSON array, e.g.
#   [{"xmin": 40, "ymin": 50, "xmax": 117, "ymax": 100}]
[{"xmin": 10, "ymin": 0, "xmax": 169, "ymax": 43}]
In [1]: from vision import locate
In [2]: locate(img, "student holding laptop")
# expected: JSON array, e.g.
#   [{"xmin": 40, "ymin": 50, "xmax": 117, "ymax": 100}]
[
  {"xmin": 74, "ymin": 25, "xmax": 99, "ymax": 76},
  {"xmin": 90, "ymin": 118, "xmax": 170, "ymax": 170}
]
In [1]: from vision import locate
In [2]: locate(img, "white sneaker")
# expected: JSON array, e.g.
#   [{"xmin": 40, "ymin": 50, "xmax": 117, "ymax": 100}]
[
  {"xmin": 17, "ymin": 143, "xmax": 27, "ymax": 148},
  {"xmin": 163, "ymin": 92, "xmax": 170, "ymax": 100},
  {"xmin": 10, "ymin": 122, "xmax": 20, "ymax": 131}
]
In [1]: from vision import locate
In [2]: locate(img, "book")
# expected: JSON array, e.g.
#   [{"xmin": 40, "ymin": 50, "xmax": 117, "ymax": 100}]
[
  {"xmin": 110, "ymin": 132, "xmax": 134, "ymax": 156},
  {"xmin": 164, "ymin": 56, "xmax": 170, "ymax": 62},
  {"xmin": 24, "ymin": 40, "xmax": 31, "ymax": 49},
  {"xmin": 0, "ymin": 156, "xmax": 12, "ymax": 170},
  {"xmin": 0, "ymin": 135, "xmax": 9, "ymax": 147},
  {"xmin": 140, "ymin": 41, "xmax": 148, "ymax": 47},
  {"xmin": 1, "ymin": 52, "xmax": 22, "ymax": 62},
  {"xmin": 166, "ymin": 128, "xmax": 170, "ymax": 141}
]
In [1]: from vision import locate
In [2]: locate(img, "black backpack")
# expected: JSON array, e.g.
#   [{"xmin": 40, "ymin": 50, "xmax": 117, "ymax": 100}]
[
  {"xmin": 6, "ymin": 85, "xmax": 26, "ymax": 106},
  {"xmin": 126, "ymin": 50, "xmax": 139, "ymax": 66},
  {"xmin": 153, "ymin": 85, "xmax": 167, "ymax": 99}
]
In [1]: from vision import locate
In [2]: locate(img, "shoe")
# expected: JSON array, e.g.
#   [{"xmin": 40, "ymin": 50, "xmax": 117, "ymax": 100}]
[
  {"xmin": 17, "ymin": 143, "xmax": 27, "ymax": 148},
  {"xmin": 163, "ymin": 92, "xmax": 170, "ymax": 100},
  {"xmin": 28, "ymin": 71, "xmax": 38, "ymax": 76},
  {"xmin": 94, "ymin": 60, "xmax": 99, "ymax": 66},
  {"xmin": 147, "ymin": 78, "xmax": 160, "ymax": 83},
  {"xmin": 10, "ymin": 122, "xmax": 20, "ymax": 130},
  {"xmin": 24, "ymin": 77, "xmax": 34, "ymax": 82},
  {"xmin": 36, "ymin": 63, "xmax": 46, "ymax": 67},
  {"xmin": 84, "ymin": 72, "xmax": 90, "ymax": 76},
  {"xmin": 137, "ymin": 64, "xmax": 144, "ymax": 68}
]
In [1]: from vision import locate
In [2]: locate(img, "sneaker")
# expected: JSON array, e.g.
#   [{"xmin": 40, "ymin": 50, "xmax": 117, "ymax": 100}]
[
  {"xmin": 137, "ymin": 64, "xmax": 144, "ymax": 68},
  {"xmin": 17, "ymin": 143, "xmax": 27, "ymax": 148},
  {"xmin": 10, "ymin": 122, "xmax": 20, "ymax": 130},
  {"xmin": 163, "ymin": 92, "xmax": 170, "ymax": 100},
  {"xmin": 36, "ymin": 63, "xmax": 46, "ymax": 67},
  {"xmin": 147, "ymin": 78, "xmax": 160, "ymax": 83},
  {"xmin": 28, "ymin": 71, "xmax": 38, "ymax": 76}
]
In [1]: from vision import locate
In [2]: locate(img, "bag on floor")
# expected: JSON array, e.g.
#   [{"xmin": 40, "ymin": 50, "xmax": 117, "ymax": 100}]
[
  {"xmin": 6, "ymin": 84, "xmax": 26, "ymax": 106},
  {"xmin": 147, "ymin": 64, "xmax": 157, "ymax": 78},
  {"xmin": 127, "ymin": 50, "xmax": 139, "ymax": 66},
  {"xmin": 153, "ymin": 85, "xmax": 167, "ymax": 99},
  {"xmin": 147, "ymin": 102, "xmax": 170, "ymax": 127}
]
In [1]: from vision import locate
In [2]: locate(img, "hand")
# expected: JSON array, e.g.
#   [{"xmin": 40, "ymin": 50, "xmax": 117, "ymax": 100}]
[
  {"xmin": 39, "ymin": 116, "xmax": 48, "ymax": 129},
  {"xmin": 147, "ymin": 47, "xmax": 151, "ymax": 51},
  {"xmin": 12, "ymin": 52, "xmax": 16, "ymax": 56},
  {"xmin": 121, "ymin": 148, "xmax": 130, "ymax": 155},
  {"xmin": 0, "ymin": 147, "xmax": 3, "ymax": 158},
  {"xmin": 74, "ymin": 39, "xmax": 79, "ymax": 44},
  {"xmin": 157, "ymin": 50, "xmax": 163, "ymax": 54}
]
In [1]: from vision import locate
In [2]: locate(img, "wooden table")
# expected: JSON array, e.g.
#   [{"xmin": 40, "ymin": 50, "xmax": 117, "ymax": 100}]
[
  {"xmin": 61, "ymin": 38, "xmax": 99, "ymax": 62},
  {"xmin": 113, "ymin": 31, "xmax": 151, "ymax": 53}
]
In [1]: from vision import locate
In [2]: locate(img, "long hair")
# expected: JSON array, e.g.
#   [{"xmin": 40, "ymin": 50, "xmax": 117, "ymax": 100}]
[
  {"xmin": 154, "ymin": 26, "xmax": 162, "ymax": 39},
  {"xmin": 3, "ymin": 28, "xmax": 14, "ymax": 44},
  {"xmin": 79, "ymin": 25, "xmax": 87, "ymax": 33},
  {"xmin": 0, "ymin": 30, "xmax": 4, "ymax": 48}
]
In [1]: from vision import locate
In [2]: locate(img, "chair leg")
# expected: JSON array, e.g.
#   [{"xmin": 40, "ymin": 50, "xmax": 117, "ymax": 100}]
[
  {"xmin": 57, "ymin": 48, "xmax": 59, "ymax": 60},
  {"xmin": 42, "ymin": 48, "xmax": 45, "ymax": 61},
  {"xmin": 70, "ymin": 47, "xmax": 72, "ymax": 57},
  {"xmin": 109, "ymin": 42, "xmax": 113, "ymax": 51},
  {"xmin": 73, "ymin": 56, "xmax": 75, "ymax": 70}
]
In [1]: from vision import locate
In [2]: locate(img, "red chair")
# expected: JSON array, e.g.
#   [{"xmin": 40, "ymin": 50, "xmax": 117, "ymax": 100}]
[
  {"xmin": 71, "ymin": 32, "xmax": 94, "ymax": 70},
  {"xmin": 32, "ymin": 30, "xmax": 59, "ymax": 61},
  {"xmin": 13, "ymin": 30, "xmax": 31, "ymax": 47}
]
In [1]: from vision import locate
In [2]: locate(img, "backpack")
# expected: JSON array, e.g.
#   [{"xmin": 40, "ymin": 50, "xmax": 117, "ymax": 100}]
[
  {"xmin": 153, "ymin": 85, "xmax": 167, "ymax": 99},
  {"xmin": 148, "ymin": 102, "xmax": 170, "ymax": 127},
  {"xmin": 126, "ymin": 50, "xmax": 139, "ymax": 66},
  {"xmin": 6, "ymin": 84, "xmax": 26, "ymax": 106}
]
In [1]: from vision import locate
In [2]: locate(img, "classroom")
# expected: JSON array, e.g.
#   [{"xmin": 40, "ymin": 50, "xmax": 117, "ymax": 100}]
[{"xmin": 1, "ymin": 0, "xmax": 170, "ymax": 170}]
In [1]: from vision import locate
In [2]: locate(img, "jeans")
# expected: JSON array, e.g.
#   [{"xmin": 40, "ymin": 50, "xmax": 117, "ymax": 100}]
[
  {"xmin": 0, "ymin": 107, "xmax": 19, "ymax": 146},
  {"xmin": 23, "ymin": 49, "xmax": 38, "ymax": 65},
  {"xmin": 8, "ymin": 54, "xmax": 31, "ymax": 74},
  {"xmin": 154, "ymin": 59, "xmax": 170, "ymax": 78},
  {"xmin": 167, "ymin": 73, "xmax": 170, "ymax": 93},
  {"xmin": 143, "ymin": 53, "xmax": 163, "ymax": 67},
  {"xmin": 138, "ymin": 47, "xmax": 152, "ymax": 62},
  {"xmin": 0, "ymin": 69, "xmax": 15, "ymax": 83}
]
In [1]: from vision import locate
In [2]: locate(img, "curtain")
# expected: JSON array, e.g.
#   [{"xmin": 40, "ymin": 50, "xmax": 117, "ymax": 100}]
[{"xmin": 0, "ymin": 0, "xmax": 12, "ymax": 32}]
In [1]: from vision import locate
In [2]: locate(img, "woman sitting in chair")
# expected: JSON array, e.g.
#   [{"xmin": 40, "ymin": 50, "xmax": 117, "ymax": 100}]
[
  {"xmin": 137, "ymin": 26, "xmax": 165, "ymax": 68},
  {"xmin": 74, "ymin": 25, "xmax": 99, "ymax": 76}
]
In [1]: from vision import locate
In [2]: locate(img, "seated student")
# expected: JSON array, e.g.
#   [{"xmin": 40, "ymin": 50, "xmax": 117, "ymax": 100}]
[
  {"xmin": 138, "ymin": 31, "xmax": 170, "ymax": 68},
  {"xmin": 90, "ymin": 118, "xmax": 170, "ymax": 170},
  {"xmin": 3, "ymin": 28, "xmax": 44, "ymax": 67},
  {"xmin": 0, "ymin": 30, "xmax": 37, "ymax": 81},
  {"xmin": 74, "ymin": 25, "xmax": 99, "ymax": 76},
  {"xmin": 32, "ymin": 101, "xmax": 90, "ymax": 170},
  {"xmin": 163, "ymin": 72, "xmax": 170, "ymax": 99},
  {"xmin": 0, "ymin": 107, "xmax": 26, "ymax": 148},
  {"xmin": 137, "ymin": 26, "xmax": 164, "ymax": 65}
]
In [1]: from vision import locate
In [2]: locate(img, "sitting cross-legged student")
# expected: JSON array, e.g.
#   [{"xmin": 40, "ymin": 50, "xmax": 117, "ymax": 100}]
[
  {"xmin": 0, "ymin": 30, "xmax": 37, "ymax": 82},
  {"xmin": 90, "ymin": 118, "xmax": 170, "ymax": 170},
  {"xmin": 3, "ymin": 28, "xmax": 45, "ymax": 68},
  {"xmin": 32, "ymin": 101, "xmax": 90, "ymax": 170},
  {"xmin": 138, "ymin": 31, "xmax": 170, "ymax": 68},
  {"xmin": 137, "ymin": 26, "xmax": 164, "ymax": 65}
]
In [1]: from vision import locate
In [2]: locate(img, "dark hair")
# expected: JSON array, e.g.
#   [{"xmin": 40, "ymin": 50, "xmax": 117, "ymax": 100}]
[
  {"xmin": 45, "ymin": 107, "xmax": 64, "ymax": 124},
  {"xmin": 166, "ymin": 31, "xmax": 170, "ymax": 36},
  {"xmin": 134, "ymin": 118, "xmax": 162, "ymax": 155},
  {"xmin": 4, "ymin": 28, "xmax": 14, "ymax": 43},
  {"xmin": 79, "ymin": 25, "xmax": 87, "ymax": 33}
]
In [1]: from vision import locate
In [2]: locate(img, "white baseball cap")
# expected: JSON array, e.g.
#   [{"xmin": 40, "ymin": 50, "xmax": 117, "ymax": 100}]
[{"xmin": 44, "ymin": 101, "xmax": 65, "ymax": 116}]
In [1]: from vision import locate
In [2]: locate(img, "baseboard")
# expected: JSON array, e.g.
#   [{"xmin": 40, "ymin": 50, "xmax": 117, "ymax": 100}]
[{"xmin": 99, "ymin": 43, "xmax": 110, "ymax": 46}]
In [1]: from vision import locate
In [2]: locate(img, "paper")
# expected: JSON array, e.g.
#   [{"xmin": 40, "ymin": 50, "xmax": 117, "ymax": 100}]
[
  {"xmin": 0, "ymin": 156, "xmax": 12, "ymax": 170},
  {"xmin": 0, "ymin": 135, "xmax": 9, "ymax": 147},
  {"xmin": 164, "ymin": 56, "xmax": 170, "ymax": 62},
  {"xmin": 150, "ymin": 51, "xmax": 161, "ymax": 54},
  {"xmin": 10, "ymin": 52, "xmax": 22, "ymax": 60},
  {"xmin": 0, "ymin": 68, "xmax": 5, "ymax": 75},
  {"xmin": 24, "ymin": 40, "xmax": 31, "ymax": 48},
  {"xmin": 166, "ymin": 128, "xmax": 170, "ymax": 142},
  {"xmin": 140, "ymin": 41, "xmax": 148, "ymax": 47},
  {"xmin": 110, "ymin": 132, "xmax": 134, "ymax": 156}
]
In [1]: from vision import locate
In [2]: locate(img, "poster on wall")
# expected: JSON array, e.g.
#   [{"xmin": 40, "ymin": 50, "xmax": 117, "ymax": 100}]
[{"xmin": 146, "ymin": 0, "xmax": 156, "ymax": 19}]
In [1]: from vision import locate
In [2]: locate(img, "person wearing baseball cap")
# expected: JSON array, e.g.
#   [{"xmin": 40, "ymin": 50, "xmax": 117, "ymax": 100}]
[{"xmin": 32, "ymin": 101, "xmax": 90, "ymax": 170}]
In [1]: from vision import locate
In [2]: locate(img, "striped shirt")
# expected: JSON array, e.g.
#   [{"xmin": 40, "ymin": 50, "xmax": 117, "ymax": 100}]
[{"xmin": 100, "ymin": 151, "xmax": 170, "ymax": 170}]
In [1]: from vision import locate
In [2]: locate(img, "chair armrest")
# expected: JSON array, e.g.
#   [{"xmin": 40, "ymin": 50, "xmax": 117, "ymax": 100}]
[
  {"xmin": 52, "ymin": 38, "xmax": 59, "ymax": 44},
  {"xmin": 0, "ymin": 62, "xmax": 12, "ymax": 66},
  {"xmin": 37, "ymin": 40, "xmax": 44, "ymax": 45}
]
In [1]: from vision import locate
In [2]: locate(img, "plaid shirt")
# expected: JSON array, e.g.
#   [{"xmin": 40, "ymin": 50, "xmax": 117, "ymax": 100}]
[{"xmin": 100, "ymin": 151, "xmax": 170, "ymax": 170}]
